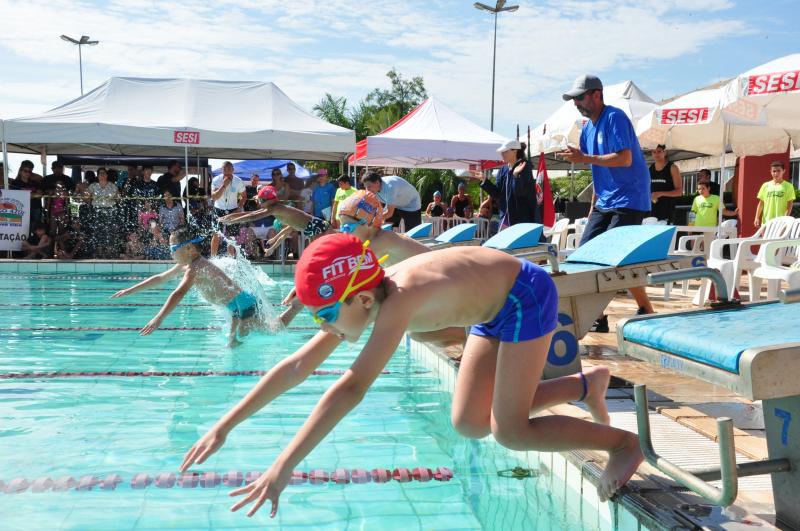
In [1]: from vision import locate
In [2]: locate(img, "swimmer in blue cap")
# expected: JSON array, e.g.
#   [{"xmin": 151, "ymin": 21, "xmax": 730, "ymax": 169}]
[{"xmin": 112, "ymin": 227, "xmax": 294, "ymax": 346}]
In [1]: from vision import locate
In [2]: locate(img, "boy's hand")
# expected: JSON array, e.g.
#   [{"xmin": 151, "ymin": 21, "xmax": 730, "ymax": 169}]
[
  {"xmin": 110, "ymin": 288, "xmax": 130, "ymax": 299},
  {"xmin": 281, "ymin": 287, "xmax": 297, "ymax": 306},
  {"xmin": 180, "ymin": 427, "xmax": 228, "ymax": 473},
  {"xmin": 754, "ymin": 218, "xmax": 761, "ymax": 228},
  {"xmin": 229, "ymin": 463, "xmax": 291, "ymax": 518},
  {"xmin": 140, "ymin": 316, "xmax": 163, "ymax": 335}
]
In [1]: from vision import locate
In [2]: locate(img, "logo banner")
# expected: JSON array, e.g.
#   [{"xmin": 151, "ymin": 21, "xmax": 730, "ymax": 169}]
[{"xmin": 0, "ymin": 190, "xmax": 31, "ymax": 251}]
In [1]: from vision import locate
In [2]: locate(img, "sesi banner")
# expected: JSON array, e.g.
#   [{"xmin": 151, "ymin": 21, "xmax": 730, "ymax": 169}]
[
  {"xmin": 746, "ymin": 70, "xmax": 800, "ymax": 95},
  {"xmin": 0, "ymin": 189, "xmax": 31, "ymax": 251},
  {"xmin": 659, "ymin": 107, "xmax": 711, "ymax": 125},
  {"xmin": 173, "ymin": 131, "xmax": 200, "ymax": 145}
]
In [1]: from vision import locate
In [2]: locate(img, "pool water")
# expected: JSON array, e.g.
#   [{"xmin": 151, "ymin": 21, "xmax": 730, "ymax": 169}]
[{"xmin": 0, "ymin": 272, "xmax": 596, "ymax": 530}]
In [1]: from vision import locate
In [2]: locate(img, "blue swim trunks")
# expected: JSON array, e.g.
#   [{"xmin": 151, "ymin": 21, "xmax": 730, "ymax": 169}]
[
  {"xmin": 470, "ymin": 260, "xmax": 558, "ymax": 343},
  {"xmin": 226, "ymin": 291, "xmax": 259, "ymax": 319}
]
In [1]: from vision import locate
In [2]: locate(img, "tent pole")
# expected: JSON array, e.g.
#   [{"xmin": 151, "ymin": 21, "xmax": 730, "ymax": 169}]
[
  {"xmin": 1, "ymin": 120, "xmax": 9, "ymax": 189},
  {"xmin": 184, "ymin": 146, "xmax": 190, "ymax": 218},
  {"xmin": 718, "ymin": 123, "xmax": 729, "ymax": 232}
]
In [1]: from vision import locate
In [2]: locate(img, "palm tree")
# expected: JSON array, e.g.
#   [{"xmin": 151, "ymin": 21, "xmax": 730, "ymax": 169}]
[{"xmin": 313, "ymin": 94, "xmax": 352, "ymax": 130}]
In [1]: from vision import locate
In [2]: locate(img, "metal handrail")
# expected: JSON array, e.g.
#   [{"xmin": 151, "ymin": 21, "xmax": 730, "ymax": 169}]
[
  {"xmin": 634, "ymin": 385, "xmax": 739, "ymax": 506},
  {"xmin": 647, "ymin": 267, "xmax": 732, "ymax": 303},
  {"xmin": 779, "ymin": 288, "xmax": 800, "ymax": 304},
  {"xmin": 513, "ymin": 244, "xmax": 560, "ymax": 274}
]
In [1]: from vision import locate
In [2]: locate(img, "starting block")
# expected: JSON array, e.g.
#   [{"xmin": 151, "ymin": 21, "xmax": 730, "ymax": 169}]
[{"xmin": 618, "ymin": 269, "xmax": 800, "ymax": 527}]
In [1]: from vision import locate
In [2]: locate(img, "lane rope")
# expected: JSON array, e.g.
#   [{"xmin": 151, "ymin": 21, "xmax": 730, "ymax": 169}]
[
  {"xmin": 0, "ymin": 326, "xmax": 318, "ymax": 332},
  {"xmin": 0, "ymin": 467, "xmax": 454, "ymax": 493},
  {"xmin": 0, "ymin": 369, "xmax": 429, "ymax": 379}
]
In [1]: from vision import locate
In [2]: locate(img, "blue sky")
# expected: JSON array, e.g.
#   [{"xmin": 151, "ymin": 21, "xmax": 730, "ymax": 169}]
[{"xmin": 1, "ymin": 0, "xmax": 798, "ymax": 170}]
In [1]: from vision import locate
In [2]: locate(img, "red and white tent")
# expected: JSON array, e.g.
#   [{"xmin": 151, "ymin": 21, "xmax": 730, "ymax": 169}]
[{"xmin": 349, "ymin": 97, "xmax": 507, "ymax": 170}]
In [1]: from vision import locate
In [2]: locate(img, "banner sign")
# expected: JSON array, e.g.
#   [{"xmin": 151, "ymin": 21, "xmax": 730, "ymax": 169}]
[
  {"xmin": 173, "ymin": 131, "xmax": 200, "ymax": 145},
  {"xmin": 659, "ymin": 107, "xmax": 711, "ymax": 125},
  {"xmin": 0, "ymin": 190, "xmax": 31, "ymax": 251},
  {"xmin": 747, "ymin": 70, "xmax": 800, "ymax": 95}
]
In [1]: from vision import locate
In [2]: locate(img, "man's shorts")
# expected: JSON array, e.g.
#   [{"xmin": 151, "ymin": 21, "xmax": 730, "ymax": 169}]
[
  {"xmin": 214, "ymin": 207, "xmax": 239, "ymax": 237},
  {"xmin": 470, "ymin": 260, "xmax": 558, "ymax": 343},
  {"xmin": 579, "ymin": 208, "xmax": 648, "ymax": 246},
  {"xmin": 226, "ymin": 291, "xmax": 259, "ymax": 319},
  {"xmin": 303, "ymin": 217, "xmax": 330, "ymax": 238}
]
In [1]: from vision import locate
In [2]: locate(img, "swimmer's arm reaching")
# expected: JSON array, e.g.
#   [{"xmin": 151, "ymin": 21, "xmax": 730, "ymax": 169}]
[
  {"xmin": 217, "ymin": 209, "xmax": 271, "ymax": 225},
  {"xmin": 180, "ymin": 330, "xmax": 342, "ymax": 473},
  {"xmin": 228, "ymin": 301, "xmax": 412, "ymax": 517},
  {"xmin": 110, "ymin": 264, "xmax": 184, "ymax": 299},
  {"xmin": 140, "ymin": 268, "xmax": 195, "ymax": 336}
]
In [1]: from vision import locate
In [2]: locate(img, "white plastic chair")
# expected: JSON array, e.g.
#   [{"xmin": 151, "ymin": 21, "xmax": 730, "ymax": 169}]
[
  {"xmin": 641, "ymin": 216, "xmax": 659, "ymax": 225},
  {"xmin": 560, "ymin": 218, "xmax": 587, "ymax": 259},
  {"xmin": 544, "ymin": 218, "xmax": 570, "ymax": 250},
  {"xmin": 704, "ymin": 216, "xmax": 795, "ymax": 301},
  {"xmin": 749, "ymin": 220, "xmax": 800, "ymax": 300}
]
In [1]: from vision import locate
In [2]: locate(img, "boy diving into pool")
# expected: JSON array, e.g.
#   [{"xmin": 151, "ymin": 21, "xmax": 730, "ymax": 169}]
[
  {"xmin": 180, "ymin": 233, "xmax": 643, "ymax": 517},
  {"xmin": 111, "ymin": 227, "xmax": 299, "ymax": 346}
]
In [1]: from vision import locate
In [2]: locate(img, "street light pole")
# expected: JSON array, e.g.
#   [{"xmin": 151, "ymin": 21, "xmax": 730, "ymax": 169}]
[
  {"xmin": 60, "ymin": 35, "xmax": 99, "ymax": 95},
  {"xmin": 474, "ymin": 1, "xmax": 519, "ymax": 132}
]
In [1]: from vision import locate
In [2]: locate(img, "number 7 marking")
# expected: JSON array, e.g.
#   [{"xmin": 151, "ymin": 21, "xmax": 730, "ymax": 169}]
[{"xmin": 775, "ymin": 408, "xmax": 792, "ymax": 447}]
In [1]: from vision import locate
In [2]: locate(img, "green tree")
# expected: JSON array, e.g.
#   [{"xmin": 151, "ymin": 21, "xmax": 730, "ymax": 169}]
[
  {"xmin": 312, "ymin": 93, "xmax": 351, "ymax": 129},
  {"xmin": 364, "ymin": 68, "xmax": 427, "ymax": 119}
]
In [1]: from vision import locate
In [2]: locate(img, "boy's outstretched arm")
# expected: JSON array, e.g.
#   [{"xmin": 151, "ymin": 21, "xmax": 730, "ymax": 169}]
[
  {"xmin": 229, "ymin": 301, "xmax": 413, "ymax": 517},
  {"xmin": 111, "ymin": 264, "xmax": 183, "ymax": 299},
  {"xmin": 218, "ymin": 208, "xmax": 273, "ymax": 225},
  {"xmin": 140, "ymin": 269, "xmax": 195, "ymax": 335},
  {"xmin": 180, "ymin": 330, "xmax": 342, "ymax": 472}
]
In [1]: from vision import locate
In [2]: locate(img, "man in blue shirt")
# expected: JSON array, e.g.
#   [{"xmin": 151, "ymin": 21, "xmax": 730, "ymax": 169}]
[
  {"xmin": 310, "ymin": 169, "xmax": 337, "ymax": 220},
  {"xmin": 559, "ymin": 74, "xmax": 654, "ymax": 326}
]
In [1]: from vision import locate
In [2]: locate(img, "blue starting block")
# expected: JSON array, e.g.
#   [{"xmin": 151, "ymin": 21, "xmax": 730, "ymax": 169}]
[
  {"xmin": 428, "ymin": 223, "xmax": 478, "ymax": 247},
  {"xmin": 483, "ymin": 223, "xmax": 544, "ymax": 250},
  {"xmin": 405, "ymin": 223, "xmax": 432, "ymax": 239},
  {"xmin": 381, "ymin": 223, "xmax": 394, "ymax": 231},
  {"xmin": 618, "ymin": 269, "xmax": 800, "ymax": 526}
]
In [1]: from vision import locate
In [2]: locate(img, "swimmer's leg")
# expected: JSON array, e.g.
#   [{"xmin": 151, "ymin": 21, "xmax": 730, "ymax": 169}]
[
  {"xmin": 227, "ymin": 317, "xmax": 243, "ymax": 347},
  {"xmin": 490, "ymin": 333, "xmax": 642, "ymax": 502}
]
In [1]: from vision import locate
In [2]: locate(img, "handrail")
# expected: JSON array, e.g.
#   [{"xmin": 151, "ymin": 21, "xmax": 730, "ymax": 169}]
[
  {"xmin": 779, "ymin": 288, "xmax": 800, "ymax": 304},
  {"xmin": 634, "ymin": 385, "xmax": 739, "ymax": 506},
  {"xmin": 647, "ymin": 267, "xmax": 734, "ymax": 304},
  {"xmin": 513, "ymin": 244, "xmax": 560, "ymax": 274}
]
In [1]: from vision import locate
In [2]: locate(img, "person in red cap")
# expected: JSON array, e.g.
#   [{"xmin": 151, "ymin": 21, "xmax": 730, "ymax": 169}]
[{"xmin": 182, "ymin": 234, "xmax": 643, "ymax": 516}]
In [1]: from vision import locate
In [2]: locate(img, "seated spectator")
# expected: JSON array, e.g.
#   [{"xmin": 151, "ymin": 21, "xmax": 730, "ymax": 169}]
[
  {"xmin": 121, "ymin": 231, "xmax": 146, "ymax": 260},
  {"xmin": 158, "ymin": 191, "xmax": 185, "ymax": 234},
  {"xmin": 143, "ymin": 220, "xmax": 170, "ymax": 260},
  {"xmin": 270, "ymin": 169, "xmax": 291, "ymax": 202},
  {"xmin": 22, "ymin": 224, "xmax": 51, "ymax": 259},
  {"xmin": 55, "ymin": 219, "xmax": 85, "ymax": 259},
  {"xmin": 244, "ymin": 174, "xmax": 261, "ymax": 212},
  {"xmin": 139, "ymin": 201, "xmax": 158, "ymax": 229},
  {"xmin": 11, "ymin": 160, "xmax": 44, "ymax": 223},
  {"xmin": 425, "ymin": 191, "xmax": 446, "ymax": 216},
  {"xmin": 443, "ymin": 206, "xmax": 455, "ymax": 218},
  {"xmin": 299, "ymin": 181, "xmax": 314, "ymax": 215},
  {"xmin": 463, "ymin": 204, "xmax": 474, "ymax": 219},
  {"xmin": 450, "ymin": 182, "xmax": 472, "ymax": 217}
]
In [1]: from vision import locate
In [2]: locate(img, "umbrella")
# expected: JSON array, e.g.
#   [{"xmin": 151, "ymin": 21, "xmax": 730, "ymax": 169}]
[
  {"xmin": 720, "ymin": 53, "xmax": 800, "ymax": 146},
  {"xmin": 211, "ymin": 160, "xmax": 311, "ymax": 181}
]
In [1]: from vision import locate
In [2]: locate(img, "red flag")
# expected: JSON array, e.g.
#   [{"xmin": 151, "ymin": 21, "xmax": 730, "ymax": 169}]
[{"xmin": 536, "ymin": 153, "xmax": 555, "ymax": 227}]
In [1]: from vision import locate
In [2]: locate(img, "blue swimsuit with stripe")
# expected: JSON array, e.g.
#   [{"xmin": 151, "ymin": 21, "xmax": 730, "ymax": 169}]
[{"xmin": 470, "ymin": 260, "xmax": 558, "ymax": 343}]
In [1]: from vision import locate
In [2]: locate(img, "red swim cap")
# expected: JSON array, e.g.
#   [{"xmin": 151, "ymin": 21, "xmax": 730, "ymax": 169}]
[
  {"xmin": 294, "ymin": 233, "xmax": 385, "ymax": 307},
  {"xmin": 257, "ymin": 185, "xmax": 278, "ymax": 201}
]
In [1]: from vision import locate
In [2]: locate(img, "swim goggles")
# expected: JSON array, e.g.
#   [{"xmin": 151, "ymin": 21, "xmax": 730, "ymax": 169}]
[
  {"xmin": 170, "ymin": 235, "xmax": 204, "ymax": 253},
  {"xmin": 311, "ymin": 240, "xmax": 388, "ymax": 325},
  {"xmin": 339, "ymin": 218, "xmax": 367, "ymax": 234}
]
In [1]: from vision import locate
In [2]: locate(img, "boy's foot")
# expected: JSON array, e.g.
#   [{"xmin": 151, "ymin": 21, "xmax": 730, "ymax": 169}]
[
  {"xmin": 636, "ymin": 307, "xmax": 653, "ymax": 315},
  {"xmin": 581, "ymin": 366, "xmax": 611, "ymax": 425},
  {"xmin": 598, "ymin": 433, "xmax": 644, "ymax": 502},
  {"xmin": 590, "ymin": 315, "xmax": 609, "ymax": 333}
]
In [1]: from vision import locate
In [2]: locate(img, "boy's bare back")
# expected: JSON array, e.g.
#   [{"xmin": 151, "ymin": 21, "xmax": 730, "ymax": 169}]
[
  {"xmin": 370, "ymin": 230, "xmax": 430, "ymax": 265},
  {"xmin": 184, "ymin": 257, "xmax": 243, "ymax": 306}
]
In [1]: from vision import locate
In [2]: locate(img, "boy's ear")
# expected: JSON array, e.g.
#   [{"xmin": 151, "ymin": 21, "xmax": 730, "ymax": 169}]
[{"xmin": 356, "ymin": 291, "xmax": 375, "ymax": 310}]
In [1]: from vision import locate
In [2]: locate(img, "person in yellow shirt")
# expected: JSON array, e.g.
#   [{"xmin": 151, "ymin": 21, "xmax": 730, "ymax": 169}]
[
  {"xmin": 755, "ymin": 161, "xmax": 795, "ymax": 228},
  {"xmin": 330, "ymin": 175, "xmax": 356, "ymax": 228},
  {"xmin": 691, "ymin": 182, "xmax": 738, "ymax": 227}
]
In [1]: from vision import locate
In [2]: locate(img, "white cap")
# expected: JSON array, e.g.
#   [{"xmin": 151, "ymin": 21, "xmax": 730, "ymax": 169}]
[{"xmin": 497, "ymin": 139, "xmax": 522, "ymax": 153}]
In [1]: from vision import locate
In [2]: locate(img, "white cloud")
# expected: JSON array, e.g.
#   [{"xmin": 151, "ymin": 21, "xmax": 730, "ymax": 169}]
[{"xmin": 0, "ymin": 0, "xmax": 750, "ymax": 139}]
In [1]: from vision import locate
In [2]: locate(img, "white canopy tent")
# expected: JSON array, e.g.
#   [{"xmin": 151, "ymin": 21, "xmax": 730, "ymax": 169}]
[
  {"xmin": 1, "ymin": 77, "xmax": 355, "ymax": 186},
  {"xmin": 350, "ymin": 97, "xmax": 508, "ymax": 169},
  {"xmin": 527, "ymin": 81, "xmax": 657, "ymax": 154}
]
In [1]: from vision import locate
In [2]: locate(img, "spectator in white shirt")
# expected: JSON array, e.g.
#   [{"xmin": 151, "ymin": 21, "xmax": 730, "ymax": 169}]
[{"xmin": 210, "ymin": 161, "xmax": 246, "ymax": 255}]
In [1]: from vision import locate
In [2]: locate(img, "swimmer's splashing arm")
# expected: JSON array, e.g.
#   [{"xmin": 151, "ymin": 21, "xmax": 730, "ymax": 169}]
[
  {"xmin": 139, "ymin": 268, "xmax": 196, "ymax": 336},
  {"xmin": 110, "ymin": 264, "xmax": 184, "ymax": 299},
  {"xmin": 180, "ymin": 330, "xmax": 343, "ymax": 473},
  {"xmin": 227, "ymin": 303, "xmax": 413, "ymax": 517}
]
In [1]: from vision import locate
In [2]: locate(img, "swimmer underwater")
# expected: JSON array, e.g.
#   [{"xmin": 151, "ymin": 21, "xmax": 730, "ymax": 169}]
[
  {"xmin": 180, "ymin": 233, "xmax": 643, "ymax": 517},
  {"xmin": 111, "ymin": 227, "xmax": 297, "ymax": 346}
]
